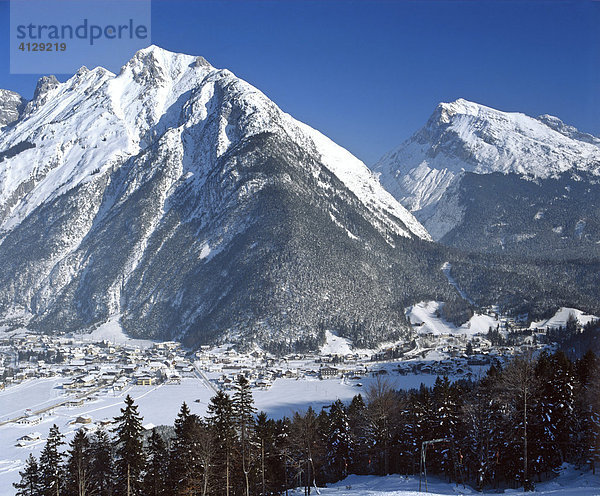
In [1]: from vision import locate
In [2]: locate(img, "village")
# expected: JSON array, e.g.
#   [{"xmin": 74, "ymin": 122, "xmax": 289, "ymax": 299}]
[{"xmin": 0, "ymin": 301, "xmax": 574, "ymax": 439}]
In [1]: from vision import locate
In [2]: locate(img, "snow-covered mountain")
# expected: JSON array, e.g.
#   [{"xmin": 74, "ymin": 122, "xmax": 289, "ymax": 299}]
[
  {"xmin": 0, "ymin": 89, "xmax": 27, "ymax": 128},
  {"xmin": 0, "ymin": 46, "xmax": 448, "ymax": 351},
  {"xmin": 375, "ymin": 99, "xmax": 600, "ymax": 254}
]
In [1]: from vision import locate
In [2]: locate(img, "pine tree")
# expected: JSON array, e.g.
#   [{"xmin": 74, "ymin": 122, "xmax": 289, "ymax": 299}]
[
  {"xmin": 206, "ymin": 390, "xmax": 236, "ymax": 496},
  {"xmin": 89, "ymin": 430, "xmax": 114, "ymax": 496},
  {"xmin": 142, "ymin": 429, "xmax": 168, "ymax": 496},
  {"xmin": 325, "ymin": 400, "xmax": 352, "ymax": 481},
  {"xmin": 39, "ymin": 424, "xmax": 66, "ymax": 496},
  {"xmin": 232, "ymin": 374, "xmax": 256, "ymax": 496},
  {"xmin": 347, "ymin": 394, "xmax": 369, "ymax": 474},
  {"xmin": 13, "ymin": 454, "xmax": 40, "ymax": 496},
  {"xmin": 113, "ymin": 395, "xmax": 145, "ymax": 496},
  {"xmin": 64, "ymin": 429, "xmax": 92, "ymax": 496},
  {"xmin": 169, "ymin": 402, "xmax": 205, "ymax": 495}
]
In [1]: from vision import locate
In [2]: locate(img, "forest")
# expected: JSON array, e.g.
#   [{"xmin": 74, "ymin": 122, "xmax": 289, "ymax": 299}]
[{"xmin": 14, "ymin": 349, "xmax": 600, "ymax": 496}]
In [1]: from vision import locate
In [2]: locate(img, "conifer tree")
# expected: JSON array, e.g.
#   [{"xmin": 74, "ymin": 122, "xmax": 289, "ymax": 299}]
[
  {"xmin": 13, "ymin": 454, "xmax": 40, "ymax": 496},
  {"xmin": 499, "ymin": 354, "xmax": 538, "ymax": 491},
  {"xmin": 576, "ymin": 351, "xmax": 600, "ymax": 473},
  {"xmin": 142, "ymin": 429, "xmax": 168, "ymax": 496},
  {"xmin": 169, "ymin": 402, "xmax": 205, "ymax": 495},
  {"xmin": 207, "ymin": 390, "xmax": 236, "ymax": 496},
  {"xmin": 347, "ymin": 394, "xmax": 369, "ymax": 474},
  {"xmin": 232, "ymin": 374, "xmax": 256, "ymax": 496},
  {"xmin": 39, "ymin": 424, "xmax": 66, "ymax": 496},
  {"xmin": 89, "ymin": 430, "xmax": 114, "ymax": 496},
  {"xmin": 325, "ymin": 400, "xmax": 352, "ymax": 481},
  {"xmin": 290, "ymin": 406, "xmax": 322, "ymax": 494},
  {"xmin": 64, "ymin": 429, "xmax": 92, "ymax": 496},
  {"xmin": 431, "ymin": 376, "xmax": 460, "ymax": 477},
  {"xmin": 254, "ymin": 412, "xmax": 277, "ymax": 495},
  {"xmin": 366, "ymin": 376, "xmax": 397, "ymax": 475},
  {"xmin": 113, "ymin": 395, "xmax": 145, "ymax": 496},
  {"xmin": 461, "ymin": 377, "xmax": 502, "ymax": 490}
]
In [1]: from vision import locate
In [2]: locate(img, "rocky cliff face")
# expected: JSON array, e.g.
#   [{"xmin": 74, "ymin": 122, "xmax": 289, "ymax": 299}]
[
  {"xmin": 0, "ymin": 89, "xmax": 27, "ymax": 128},
  {"xmin": 375, "ymin": 99, "xmax": 600, "ymax": 255},
  {"xmin": 0, "ymin": 46, "xmax": 453, "ymax": 351}
]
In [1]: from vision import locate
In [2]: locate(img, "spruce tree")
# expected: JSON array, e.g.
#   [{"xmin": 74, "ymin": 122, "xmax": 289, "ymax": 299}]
[
  {"xmin": 325, "ymin": 400, "xmax": 352, "ymax": 481},
  {"xmin": 89, "ymin": 430, "xmax": 114, "ymax": 496},
  {"xmin": 64, "ymin": 429, "xmax": 92, "ymax": 496},
  {"xmin": 254, "ymin": 412, "xmax": 276, "ymax": 495},
  {"xmin": 232, "ymin": 375, "xmax": 256, "ymax": 496},
  {"xmin": 207, "ymin": 390, "xmax": 236, "ymax": 496},
  {"xmin": 169, "ymin": 402, "xmax": 204, "ymax": 495},
  {"xmin": 431, "ymin": 376, "xmax": 460, "ymax": 478},
  {"xmin": 366, "ymin": 376, "xmax": 397, "ymax": 475},
  {"xmin": 142, "ymin": 429, "xmax": 168, "ymax": 496},
  {"xmin": 13, "ymin": 454, "xmax": 40, "ymax": 496},
  {"xmin": 39, "ymin": 424, "xmax": 66, "ymax": 496},
  {"xmin": 499, "ymin": 354, "xmax": 538, "ymax": 491},
  {"xmin": 347, "ymin": 394, "xmax": 369, "ymax": 474},
  {"xmin": 113, "ymin": 395, "xmax": 145, "ymax": 496}
]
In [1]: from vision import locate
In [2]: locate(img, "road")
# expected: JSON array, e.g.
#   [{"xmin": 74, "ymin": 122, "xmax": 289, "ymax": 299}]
[
  {"xmin": 192, "ymin": 362, "xmax": 219, "ymax": 394},
  {"xmin": 0, "ymin": 384, "xmax": 105, "ymax": 427}
]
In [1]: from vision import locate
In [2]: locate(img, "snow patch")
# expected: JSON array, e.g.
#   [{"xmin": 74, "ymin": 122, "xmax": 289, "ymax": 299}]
[
  {"xmin": 407, "ymin": 301, "xmax": 498, "ymax": 336},
  {"xmin": 199, "ymin": 242, "xmax": 212, "ymax": 260},
  {"xmin": 78, "ymin": 315, "xmax": 154, "ymax": 348},
  {"xmin": 321, "ymin": 330, "xmax": 353, "ymax": 355},
  {"xmin": 530, "ymin": 307, "xmax": 598, "ymax": 330}
]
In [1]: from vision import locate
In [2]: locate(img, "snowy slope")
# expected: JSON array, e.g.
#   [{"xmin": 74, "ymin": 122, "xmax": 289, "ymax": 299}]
[
  {"xmin": 302, "ymin": 469, "xmax": 600, "ymax": 496},
  {"xmin": 530, "ymin": 307, "xmax": 598, "ymax": 330},
  {"xmin": 406, "ymin": 301, "xmax": 498, "ymax": 336},
  {"xmin": 376, "ymin": 98, "xmax": 600, "ymax": 214},
  {"xmin": 0, "ymin": 46, "xmax": 428, "ymax": 242},
  {"xmin": 0, "ymin": 46, "xmax": 436, "ymax": 350},
  {"xmin": 375, "ymin": 99, "xmax": 600, "ymax": 241}
]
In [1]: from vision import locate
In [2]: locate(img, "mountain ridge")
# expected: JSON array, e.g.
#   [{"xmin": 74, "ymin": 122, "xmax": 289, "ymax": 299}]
[
  {"xmin": 375, "ymin": 98, "xmax": 600, "ymax": 245},
  {"xmin": 0, "ymin": 46, "xmax": 442, "ymax": 352}
]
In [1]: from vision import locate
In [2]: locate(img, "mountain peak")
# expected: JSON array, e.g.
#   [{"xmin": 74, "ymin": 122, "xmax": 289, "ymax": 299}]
[
  {"xmin": 33, "ymin": 75, "xmax": 59, "ymax": 100},
  {"xmin": 375, "ymin": 99, "xmax": 600, "ymax": 220},
  {"xmin": 0, "ymin": 44, "xmax": 432, "ymax": 351},
  {"xmin": 122, "ymin": 45, "xmax": 212, "ymax": 81},
  {"xmin": 0, "ymin": 89, "xmax": 27, "ymax": 127}
]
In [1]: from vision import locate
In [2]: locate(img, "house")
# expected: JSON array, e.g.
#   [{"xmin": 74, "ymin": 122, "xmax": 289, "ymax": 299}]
[
  {"xmin": 319, "ymin": 366, "xmax": 339, "ymax": 378},
  {"xmin": 16, "ymin": 415, "xmax": 42, "ymax": 426},
  {"xmin": 17, "ymin": 432, "xmax": 42, "ymax": 442},
  {"xmin": 75, "ymin": 374, "xmax": 96, "ymax": 387},
  {"xmin": 113, "ymin": 377, "xmax": 129, "ymax": 390},
  {"xmin": 136, "ymin": 375, "xmax": 154, "ymax": 386}
]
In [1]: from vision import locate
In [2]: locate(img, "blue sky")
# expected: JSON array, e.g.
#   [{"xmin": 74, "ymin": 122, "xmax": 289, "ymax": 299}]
[{"xmin": 0, "ymin": 0, "xmax": 598, "ymax": 164}]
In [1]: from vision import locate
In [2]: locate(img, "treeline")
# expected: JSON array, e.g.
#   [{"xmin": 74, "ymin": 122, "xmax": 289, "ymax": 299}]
[{"xmin": 15, "ymin": 351, "xmax": 600, "ymax": 495}]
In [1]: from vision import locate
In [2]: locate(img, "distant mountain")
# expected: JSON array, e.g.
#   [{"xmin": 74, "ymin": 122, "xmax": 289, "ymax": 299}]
[
  {"xmin": 375, "ymin": 99, "xmax": 600, "ymax": 256},
  {"xmin": 0, "ymin": 46, "xmax": 461, "ymax": 352}
]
